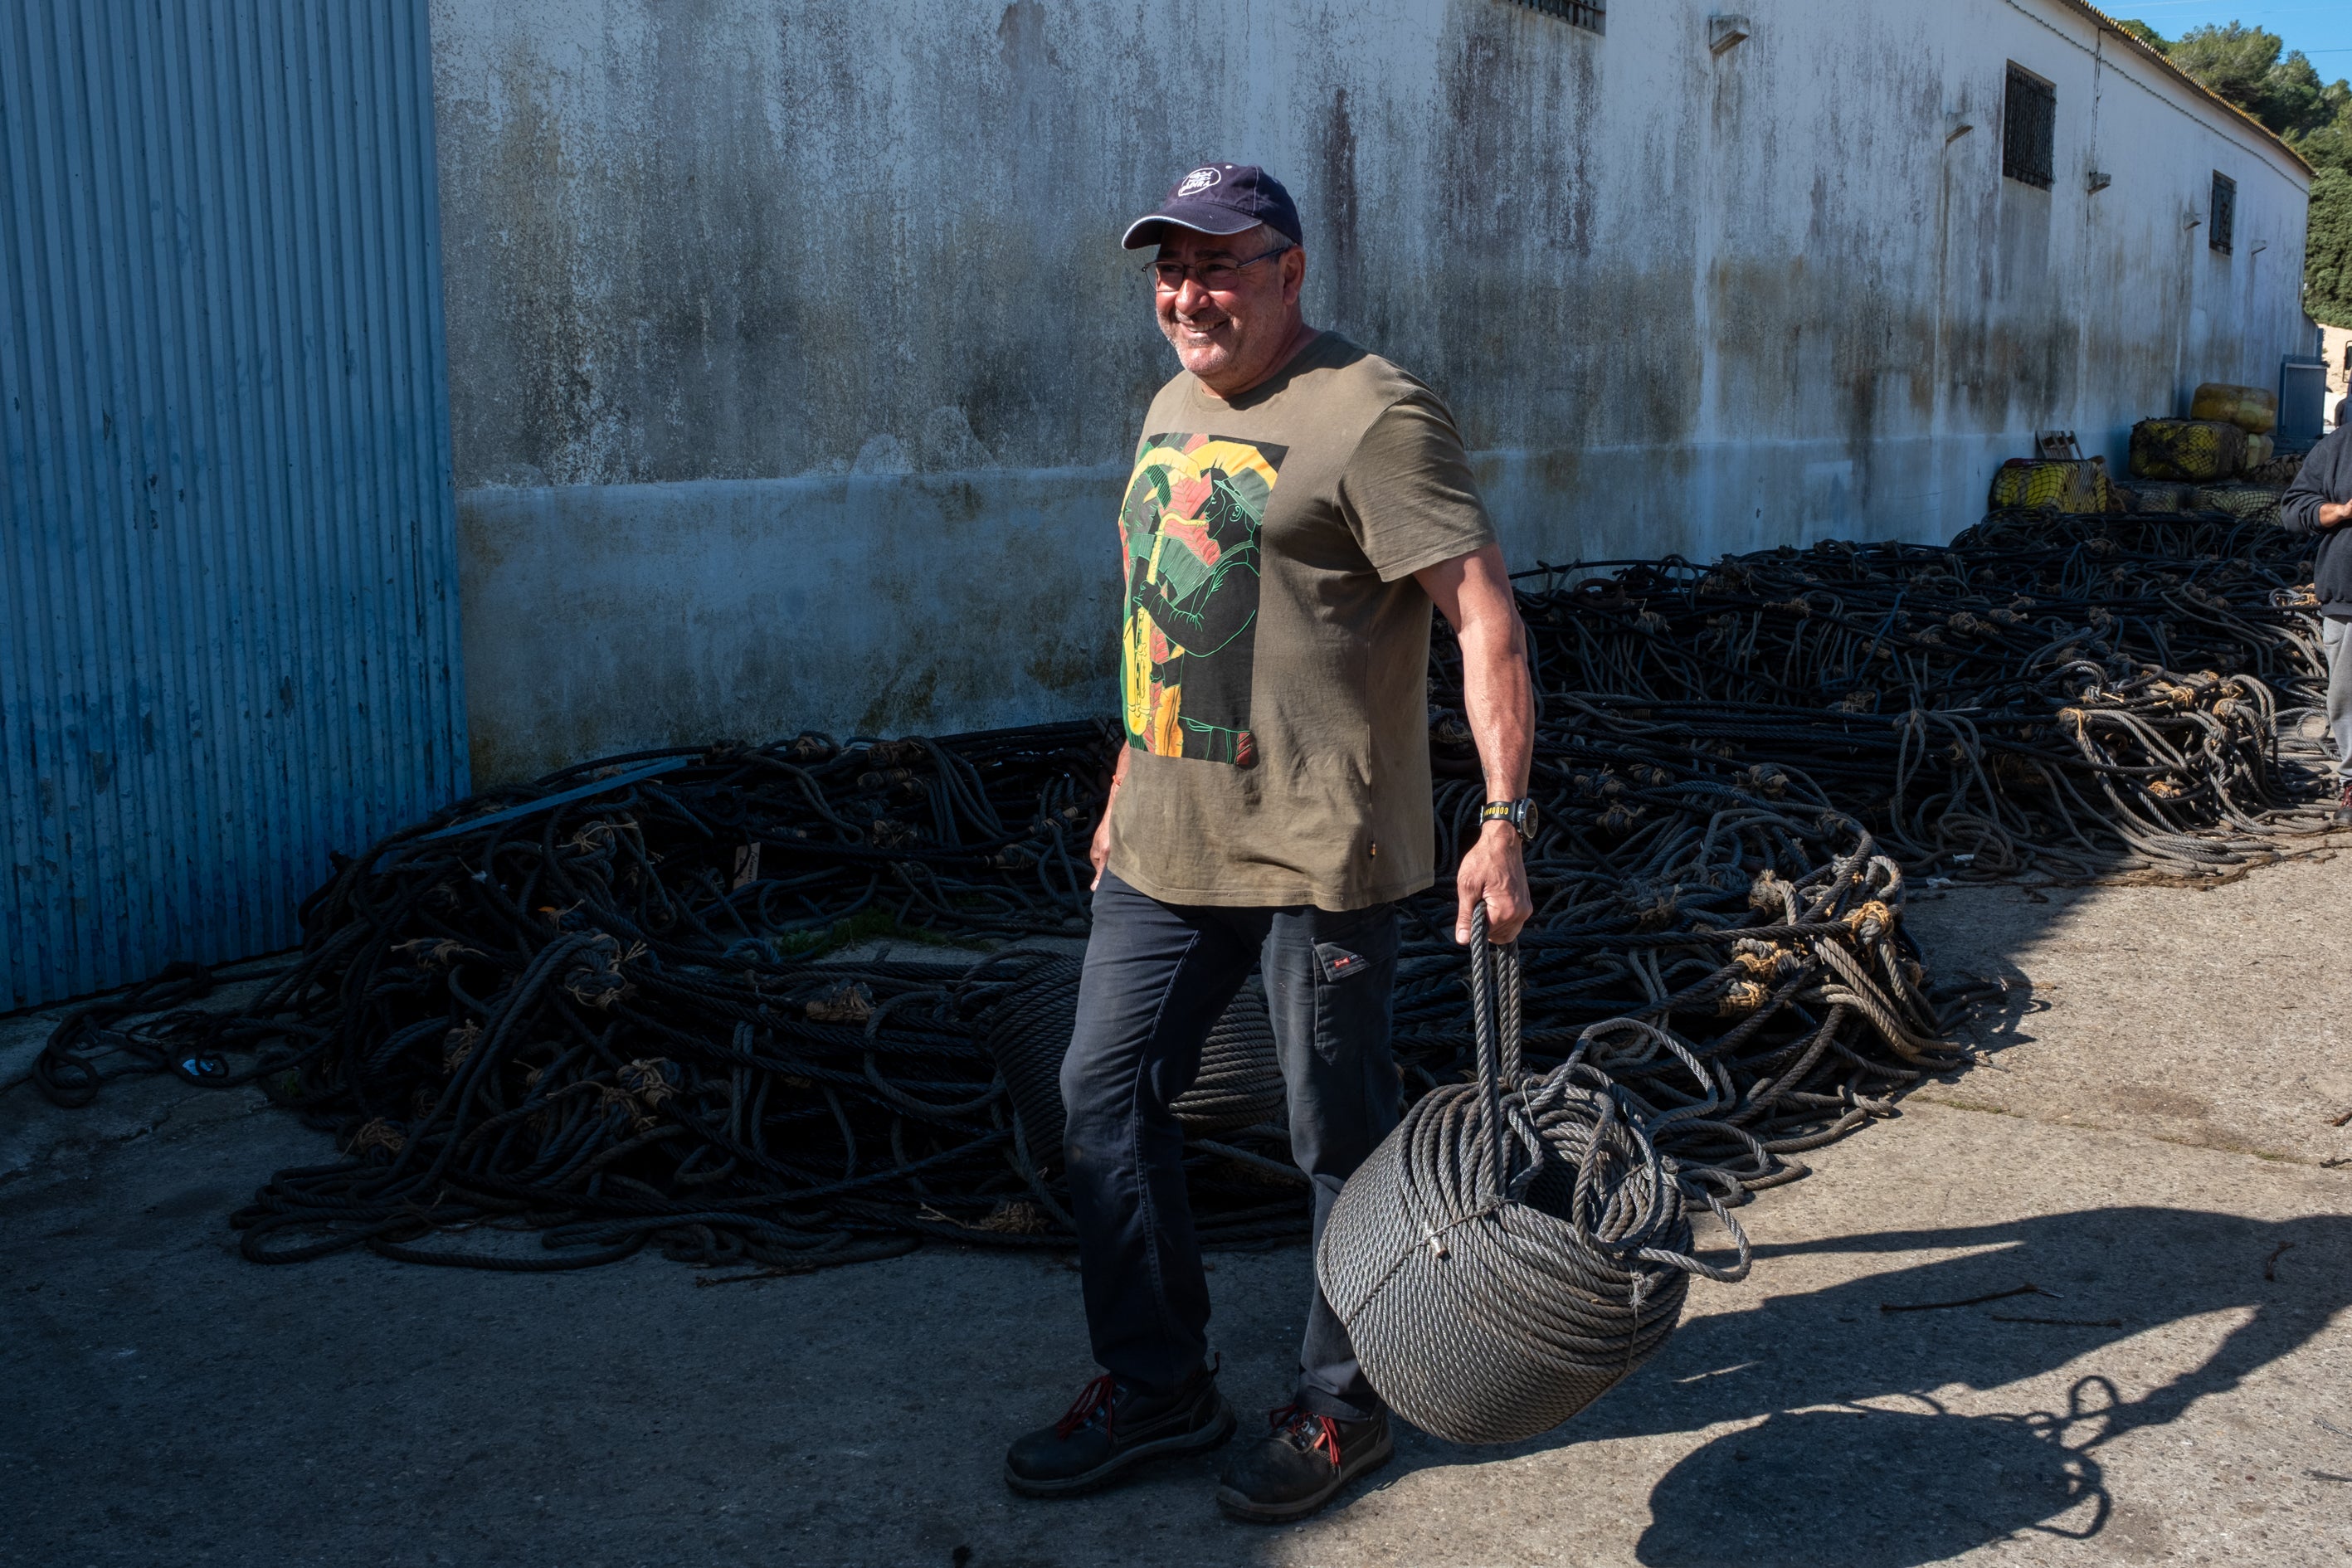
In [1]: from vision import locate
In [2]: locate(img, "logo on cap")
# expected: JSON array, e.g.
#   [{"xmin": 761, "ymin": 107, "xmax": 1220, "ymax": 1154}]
[{"xmin": 1176, "ymin": 167, "xmax": 1222, "ymax": 197}]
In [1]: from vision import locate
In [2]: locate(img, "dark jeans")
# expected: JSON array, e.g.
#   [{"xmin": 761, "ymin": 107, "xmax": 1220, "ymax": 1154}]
[{"xmin": 1059, "ymin": 870, "xmax": 1403, "ymax": 1420}]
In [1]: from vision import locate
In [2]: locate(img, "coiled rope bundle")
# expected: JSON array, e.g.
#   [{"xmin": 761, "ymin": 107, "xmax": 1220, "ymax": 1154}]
[{"xmin": 1319, "ymin": 905, "xmax": 1750, "ymax": 1444}]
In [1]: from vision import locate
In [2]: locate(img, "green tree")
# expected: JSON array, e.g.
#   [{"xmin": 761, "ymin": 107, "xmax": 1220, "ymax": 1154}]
[
  {"xmin": 2310, "ymin": 168, "xmax": 2352, "ymax": 327},
  {"xmin": 2258, "ymin": 50, "xmax": 2333, "ymax": 138},
  {"xmin": 2159, "ymin": 23, "xmax": 2340, "ymax": 136},
  {"xmin": 2297, "ymin": 81, "xmax": 2352, "ymax": 176},
  {"xmin": 2300, "ymin": 119, "xmax": 2352, "ymax": 178},
  {"xmin": 2113, "ymin": 18, "xmax": 2168, "ymax": 53},
  {"xmin": 2166, "ymin": 22, "xmax": 2286, "ymax": 115}
]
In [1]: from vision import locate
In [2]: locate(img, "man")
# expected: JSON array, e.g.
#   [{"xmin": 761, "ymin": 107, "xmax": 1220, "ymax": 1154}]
[
  {"xmin": 1001, "ymin": 164, "xmax": 1536, "ymax": 1522},
  {"xmin": 2281, "ymin": 421, "xmax": 2352, "ymax": 826}
]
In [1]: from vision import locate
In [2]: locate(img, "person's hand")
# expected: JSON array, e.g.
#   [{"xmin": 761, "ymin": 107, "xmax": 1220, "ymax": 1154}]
[
  {"xmin": 2320, "ymin": 499, "xmax": 2352, "ymax": 530},
  {"xmin": 1455, "ymin": 821, "xmax": 1532, "ymax": 944},
  {"xmin": 1089, "ymin": 804, "xmax": 1115, "ymax": 890}
]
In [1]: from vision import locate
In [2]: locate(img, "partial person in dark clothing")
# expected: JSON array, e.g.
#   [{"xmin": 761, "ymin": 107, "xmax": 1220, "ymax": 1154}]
[{"xmin": 2280, "ymin": 425, "xmax": 2352, "ymax": 825}]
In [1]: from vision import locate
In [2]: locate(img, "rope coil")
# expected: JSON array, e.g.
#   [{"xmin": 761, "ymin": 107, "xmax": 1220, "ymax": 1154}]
[{"xmin": 1318, "ymin": 904, "xmax": 1751, "ymax": 1445}]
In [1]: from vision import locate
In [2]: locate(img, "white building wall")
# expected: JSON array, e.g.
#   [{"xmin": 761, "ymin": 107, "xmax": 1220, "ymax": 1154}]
[{"xmin": 428, "ymin": 0, "xmax": 2314, "ymax": 782}]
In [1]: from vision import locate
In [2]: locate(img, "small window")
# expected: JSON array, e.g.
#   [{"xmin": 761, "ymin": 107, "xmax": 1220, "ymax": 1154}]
[
  {"xmin": 2002, "ymin": 65, "xmax": 2055, "ymax": 190},
  {"xmin": 1511, "ymin": 0, "xmax": 1604, "ymax": 32},
  {"xmin": 2209, "ymin": 172, "xmax": 2235, "ymax": 254}
]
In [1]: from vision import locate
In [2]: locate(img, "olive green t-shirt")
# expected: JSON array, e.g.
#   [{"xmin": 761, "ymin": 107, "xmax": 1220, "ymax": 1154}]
[{"xmin": 1105, "ymin": 332, "xmax": 1495, "ymax": 910}]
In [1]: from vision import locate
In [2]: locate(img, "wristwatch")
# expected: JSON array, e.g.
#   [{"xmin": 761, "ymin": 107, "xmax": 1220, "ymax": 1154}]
[{"xmin": 1480, "ymin": 797, "xmax": 1539, "ymax": 843}]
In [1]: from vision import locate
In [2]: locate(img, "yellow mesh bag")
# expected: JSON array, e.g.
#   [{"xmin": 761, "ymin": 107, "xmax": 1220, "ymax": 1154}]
[
  {"xmin": 2119, "ymin": 481, "xmax": 2188, "ymax": 514},
  {"xmin": 2130, "ymin": 419, "xmax": 2247, "ymax": 483},
  {"xmin": 2188, "ymin": 485, "xmax": 2281, "ymax": 522},
  {"xmin": 1988, "ymin": 457, "xmax": 2116, "ymax": 514},
  {"xmin": 2189, "ymin": 382, "xmax": 2278, "ymax": 436}
]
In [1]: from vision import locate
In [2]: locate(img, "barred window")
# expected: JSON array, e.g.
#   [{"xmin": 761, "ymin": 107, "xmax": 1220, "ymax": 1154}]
[
  {"xmin": 1511, "ymin": 0, "xmax": 1604, "ymax": 32},
  {"xmin": 2209, "ymin": 172, "xmax": 2235, "ymax": 254},
  {"xmin": 2002, "ymin": 65, "xmax": 2055, "ymax": 190}
]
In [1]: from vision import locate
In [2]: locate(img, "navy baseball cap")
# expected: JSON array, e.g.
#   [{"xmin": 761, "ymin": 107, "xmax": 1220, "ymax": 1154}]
[{"xmin": 1122, "ymin": 163, "xmax": 1303, "ymax": 250}]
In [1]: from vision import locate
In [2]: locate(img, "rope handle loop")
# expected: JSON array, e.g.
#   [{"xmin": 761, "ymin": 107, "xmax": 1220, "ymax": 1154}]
[{"xmin": 1467, "ymin": 899, "xmax": 1523, "ymax": 1202}]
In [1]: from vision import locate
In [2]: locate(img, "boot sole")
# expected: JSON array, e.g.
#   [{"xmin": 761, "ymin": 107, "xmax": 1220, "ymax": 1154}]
[
  {"xmin": 1005, "ymin": 1398, "xmax": 1238, "ymax": 1498},
  {"xmin": 1215, "ymin": 1424, "xmax": 1395, "ymax": 1523}
]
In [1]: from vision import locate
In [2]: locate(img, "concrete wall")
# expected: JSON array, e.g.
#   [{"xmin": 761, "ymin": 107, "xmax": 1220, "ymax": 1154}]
[{"xmin": 428, "ymin": 0, "xmax": 2314, "ymax": 782}]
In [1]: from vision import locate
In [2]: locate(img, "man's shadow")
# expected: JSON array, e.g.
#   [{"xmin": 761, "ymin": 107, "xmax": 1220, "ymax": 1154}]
[{"xmin": 1360, "ymin": 1206, "xmax": 2350, "ymax": 1568}]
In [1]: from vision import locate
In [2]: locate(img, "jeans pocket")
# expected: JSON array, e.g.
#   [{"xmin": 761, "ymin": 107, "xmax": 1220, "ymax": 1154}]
[{"xmin": 1312, "ymin": 940, "xmax": 1374, "ymax": 984}]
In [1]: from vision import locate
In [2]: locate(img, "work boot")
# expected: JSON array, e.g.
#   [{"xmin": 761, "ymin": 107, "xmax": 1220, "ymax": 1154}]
[
  {"xmin": 1215, "ymin": 1404, "xmax": 1394, "ymax": 1523},
  {"xmin": 1003, "ymin": 1363, "xmax": 1234, "ymax": 1497},
  {"xmin": 2335, "ymin": 782, "xmax": 2352, "ymax": 827}
]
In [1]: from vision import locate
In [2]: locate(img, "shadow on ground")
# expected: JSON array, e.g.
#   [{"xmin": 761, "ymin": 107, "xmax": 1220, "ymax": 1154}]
[{"xmin": 1350, "ymin": 1205, "xmax": 2350, "ymax": 1568}]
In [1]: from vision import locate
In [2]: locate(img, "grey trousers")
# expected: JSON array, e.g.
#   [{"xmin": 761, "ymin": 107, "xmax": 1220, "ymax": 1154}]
[{"xmin": 2327, "ymin": 616, "xmax": 2352, "ymax": 779}]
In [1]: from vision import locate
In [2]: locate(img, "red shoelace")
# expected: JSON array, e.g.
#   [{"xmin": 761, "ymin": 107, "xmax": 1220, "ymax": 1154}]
[
  {"xmin": 1269, "ymin": 1404, "xmax": 1342, "ymax": 1469},
  {"xmin": 1054, "ymin": 1374, "xmax": 1121, "ymax": 1440}
]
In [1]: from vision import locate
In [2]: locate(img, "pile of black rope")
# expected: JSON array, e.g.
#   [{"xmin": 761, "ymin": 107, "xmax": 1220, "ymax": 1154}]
[
  {"xmin": 1488, "ymin": 509, "xmax": 2333, "ymax": 880},
  {"xmin": 39, "ymin": 511, "xmax": 2328, "ymax": 1273},
  {"xmin": 45, "ymin": 715, "xmax": 1953, "ymax": 1272}
]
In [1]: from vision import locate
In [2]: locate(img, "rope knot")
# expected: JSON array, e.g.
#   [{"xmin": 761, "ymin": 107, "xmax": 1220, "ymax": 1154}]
[
  {"xmin": 394, "ymin": 937, "xmax": 480, "ymax": 970},
  {"xmin": 1841, "ymin": 900, "xmax": 1894, "ymax": 941},
  {"xmin": 976, "ymin": 1199, "xmax": 1049, "ymax": 1234},
  {"xmin": 1717, "ymin": 979, "xmax": 1770, "ymax": 1017},
  {"xmin": 562, "ymin": 933, "xmax": 641, "ymax": 1009},
  {"xmin": 1731, "ymin": 938, "xmax": 1800, "ymax": 979},
  {"xmin": 1620, "ymin": 879, "xmax": 1680, "ymax": 931},
  {"xmin": 596, "ymin": 1058, "xmax": 678, "ymax": 1129},
  {"xmin": 346, "ymin": 1118, "xmax": 404, "ymax": 1159},
  {"xmin": 805, "ymin": 981, "xmax": 874, "ymax": 1023},
  {"xmin": 1597, "ymin": 802, "xmax": 1643, "ymax": 835},
  {"xmin": 562, "ymin": 816, "xmax": 638, "ymax": 855}
]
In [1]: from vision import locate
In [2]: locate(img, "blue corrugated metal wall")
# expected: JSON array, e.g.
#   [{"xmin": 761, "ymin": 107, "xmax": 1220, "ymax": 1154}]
[{"xmin": 0, "ymin": 0, "xmax": 466, "ymax": 1010}]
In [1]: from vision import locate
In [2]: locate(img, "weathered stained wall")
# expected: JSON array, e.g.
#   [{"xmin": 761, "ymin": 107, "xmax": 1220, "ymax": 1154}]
[{"xmin": 429, "ymin": 0, "xmax": 2313, "ymax": 782}]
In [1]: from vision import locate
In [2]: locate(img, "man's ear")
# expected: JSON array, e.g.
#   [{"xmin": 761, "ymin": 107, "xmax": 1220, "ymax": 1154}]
[{"xmin": 1281, "ymin": 245, "xmax": 1307, "ymax": 305}]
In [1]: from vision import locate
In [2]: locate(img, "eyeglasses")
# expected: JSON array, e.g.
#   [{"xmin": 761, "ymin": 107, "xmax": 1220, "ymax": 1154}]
[{"xmin": 1142, "ymin": 243, "xmax": 1293, "ymax": 293}]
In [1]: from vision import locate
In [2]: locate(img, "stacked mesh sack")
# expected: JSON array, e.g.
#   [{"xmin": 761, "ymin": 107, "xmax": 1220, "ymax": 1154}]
[
  {"xmin": 1987, "ymin": 455, "xmax": 2119, "ymax": 514},
  {"xmin": 2130, "ymin": 382, "xmax": 2277, "ymax": 485}
]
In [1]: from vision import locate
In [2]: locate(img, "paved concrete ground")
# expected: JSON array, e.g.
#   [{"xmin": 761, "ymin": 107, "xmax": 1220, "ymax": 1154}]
[{"xmin": 2, "ymin": 858, "xmax": 2348, "ymax": 1567}]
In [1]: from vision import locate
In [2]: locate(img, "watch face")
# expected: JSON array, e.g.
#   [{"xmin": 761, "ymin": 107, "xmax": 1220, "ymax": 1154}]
[{"xmin": 1517, "ymin": 799, "xmax": 1539, "ymax": 840}]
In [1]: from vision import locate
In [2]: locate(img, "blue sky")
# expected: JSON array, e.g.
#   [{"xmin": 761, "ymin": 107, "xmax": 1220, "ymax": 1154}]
[{"xmin": 2109, "ymin": 3, "xmax": 2352, "ymax": 75}]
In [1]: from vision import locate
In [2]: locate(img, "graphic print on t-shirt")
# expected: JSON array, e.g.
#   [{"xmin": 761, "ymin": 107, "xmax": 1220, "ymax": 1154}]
[{"xmin": 1117, "ymin": 433, "xmax": 1286, "ymax": 767}]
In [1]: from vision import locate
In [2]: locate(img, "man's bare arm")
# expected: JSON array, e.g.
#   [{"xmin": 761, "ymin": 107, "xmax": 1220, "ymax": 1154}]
[{"xmin": 1415, "ymin": 543, "xmax": 1535, "ymax": 943}]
